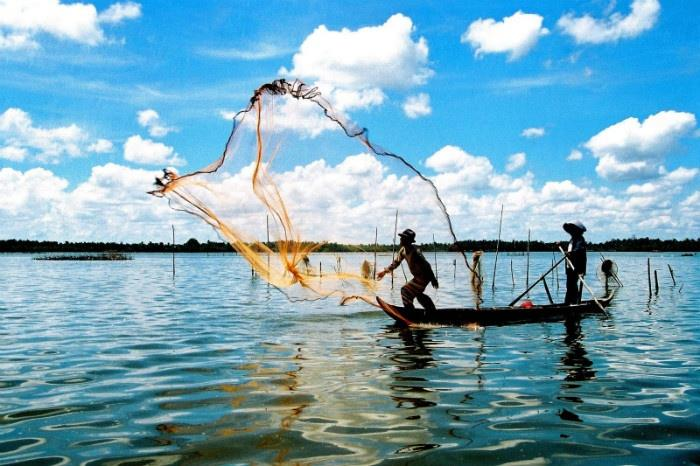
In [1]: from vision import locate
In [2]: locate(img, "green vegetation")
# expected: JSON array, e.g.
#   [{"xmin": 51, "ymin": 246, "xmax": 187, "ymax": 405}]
[{"xmin": 1, "ymin": 237, "xmax": 698, "ymax": 254}]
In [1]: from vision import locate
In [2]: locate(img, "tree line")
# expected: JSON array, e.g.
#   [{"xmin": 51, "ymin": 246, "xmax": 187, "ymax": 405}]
[{"xmin": 1, "ymin": 237, "xmax": 698, "ymax": 253}]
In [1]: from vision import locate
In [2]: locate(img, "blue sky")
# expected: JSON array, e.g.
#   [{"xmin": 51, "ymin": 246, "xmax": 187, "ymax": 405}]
[{"xmin": 0, "ymin": 0, "xmax": 698, "ymax": 243}]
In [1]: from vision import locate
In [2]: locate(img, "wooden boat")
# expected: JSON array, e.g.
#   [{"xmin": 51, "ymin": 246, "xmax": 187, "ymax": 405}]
[{"xmin": 376, "ymin": 293, "xmax": 615, "ymax": 327}]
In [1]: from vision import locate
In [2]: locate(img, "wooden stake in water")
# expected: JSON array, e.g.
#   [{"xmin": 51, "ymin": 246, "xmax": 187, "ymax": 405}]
[
  {"xmin": 491, "ymin": 204, "xmax": 503, "ymax": 291},
  {"xmin": 433, "ymin": 233, "xmax": 438, "ymax": 281},
  {"xmin": 668, "ymin": 264, "xmax": 676, "ymax": 286},
  {"xmin": 654, "ymin": 269, "xmax": 659, "ymax": 295},
  {"xmin": 172, "ymin": 224, "xmax": 175, "ymax": 278},
  {"xmin": 510, "ymin": 259, "xmax": 514, "ymax": 286},
  {"xmin": 392, "ymin": 209, "xmax": 398, "ymax": 288},
  {"xmin": 647, "ymin": 258, "xmax": 652, "ymax": 298},
  {"xmin": 526, "ymin": 229, "xmax": 531, "ymax": 289},
  {"xmin": 373, "ymin": 226, "xmax": 378, "ymax": 280}
]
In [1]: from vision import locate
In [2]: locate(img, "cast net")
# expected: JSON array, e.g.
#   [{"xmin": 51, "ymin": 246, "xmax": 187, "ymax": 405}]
[{"xmin": 150, "ymin": 79, "xmax": 472, "ymax": 303}]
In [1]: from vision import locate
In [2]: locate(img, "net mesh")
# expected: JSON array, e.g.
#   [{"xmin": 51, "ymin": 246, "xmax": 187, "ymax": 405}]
[{"xmin": 150, "ymin": 79, "xmax": 473, "ymax": 303}]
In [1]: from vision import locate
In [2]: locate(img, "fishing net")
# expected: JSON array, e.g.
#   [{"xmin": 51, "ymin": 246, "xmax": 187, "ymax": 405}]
[{"xmin": 150, "ymin": 80, "xmax": 472, "ymax": 303}]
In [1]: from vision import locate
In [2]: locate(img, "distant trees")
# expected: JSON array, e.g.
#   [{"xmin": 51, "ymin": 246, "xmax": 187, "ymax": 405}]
[{"xmin": 0, "ymin": 237, "xmax": 697, "ymax": 254}]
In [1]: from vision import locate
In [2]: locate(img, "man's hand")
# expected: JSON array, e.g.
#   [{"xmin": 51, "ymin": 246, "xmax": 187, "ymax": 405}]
[
  {"xmin": 377, "ymin": 269, "xmax": 387, "ymax": 280},
  {"xmin": 431, "ymin": 278, "xmax": 439, "ymax": 289}
]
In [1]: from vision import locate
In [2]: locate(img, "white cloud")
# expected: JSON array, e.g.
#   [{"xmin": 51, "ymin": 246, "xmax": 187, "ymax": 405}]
[
  {"xmin": 558, "ymin": 0, "xmax": 660, "ymax": 44},
  {"xmin": 0, "ymin": 107, "xmax": 111, "ymax": 163},
  {"xmin": 585, "ymin": 110, "xmax": 697, "ymax": 181},
  {"xmin": 123, "ymin": 135, "xmax": 184, "ymax": 166},
  {"xmin": 0, "ymin": 0, "xmax": 141, "ymax": 50},
  {"xmin": 403, "ymin": 93, "xmax": 431, "ymax": 119},
  {"xmin": 88, "ymin": 139, "xmax": 114, "ymax": 153},
  {"xmin": 461, "ymin": 11, "xmax": 549, "ymax": 61},
  {"xmin": 567, "ymin": 149, "xmax": 583, "ymax": 161},
  {"xmin": 137, "ymin": 109, "xmax": 173, "ymax": 138},
  {"xmin": 0, "ymin": 163, "xmax": 196, "ymax": 242},
  {"xmin": 197, "ymin": 43, "xmax": 292, "ymax": 61},
  {"xmin": 506, "ymin": 152, "xmax": 526, "ymax": 172},
  {"xmin": 0, "ymin": 145, "xmax": 27, "ymax": 161},
  {"xmin": 2, "ymin": 146, "xmax": 698, "ymax": 242},
  {"xmin": 284, "ymin": 14, "xmax": 432, "ymax": 90},
  {"xmin": 279, "ymin": 13, "xmax": 432, "ymax": 121},
  {"xmin": 521, "ymin": 127, "xmax": 545, "ymax": 138},
  {"xmin": 97, "ymin": 1, "xmax": 141, "ymax": 24}
]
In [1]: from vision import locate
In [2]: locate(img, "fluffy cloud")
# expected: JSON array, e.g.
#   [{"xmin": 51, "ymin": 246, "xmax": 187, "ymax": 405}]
[
  {"xmin": 3, "ymin": 146, "xmax": 698, "ymax": 242},
  {"xmin": 521, "ymin": 127, "xmax": 545, "ymax": 138},
  {"xmin": 585, "ymin": 110, "xmax": 697, "ymax": 180},
  {"xmin": 280, "ymin": 13, "xmax": 432, "ymax": 121},
  {"xmin": 461, "ymin": 11, "xmax": 549, "ymax": 61},
  {"xmin": 97, "ymin": 1, "xmax": 141, "ymax": 24},
  {"xmin": 558, "ymin": 0, "xmax": 660, "ymax": 44},
  {"xmin": 567, "ymin": 149, "xmax": 583, "ymax": 161},
  {"xmin": 88, "ymin": 139, "xmax": 114, "ymax": 153},
  {"xmin": 284, "ymin": 14, "xmax": 431, "ymax": 90},
  {"xmin": 0, "ymin": 107, "xmax": 109, "ymax": 163},
  {"xmin": 403, "ymin": 93, "xmax": 431, "ymax": 119},
  {"xmin": 0, "ymin": 163, "xmax": 198, "ymax": 241},
  {"xmin": 0, "ymin": 0, "xmax": 141, "ymax": 50},
  {"xmin": 123, "ymin": 135, "xmax": 184, "ymax": 166},
  {"xmin": 137, "ymin": 109, "xmax": 173, "ymax": 138},
  {"xmin": 506, "ymin": 152, "xmax": 526, "ymax": 172}
]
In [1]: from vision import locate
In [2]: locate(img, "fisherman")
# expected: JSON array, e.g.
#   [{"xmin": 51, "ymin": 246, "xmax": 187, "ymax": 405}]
[
  {"xmin": 377, "ymin": 229, "xmax": 439, "ymax": 313},
  {"xmin": 563, "ymin": 221, "xmax": 587, "ymax": 305}
]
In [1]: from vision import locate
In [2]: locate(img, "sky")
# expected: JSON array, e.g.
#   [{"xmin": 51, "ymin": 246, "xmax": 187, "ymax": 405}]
[{"xmin": 0, "ymin": 0, "xmax": 698, "ymax": 244}]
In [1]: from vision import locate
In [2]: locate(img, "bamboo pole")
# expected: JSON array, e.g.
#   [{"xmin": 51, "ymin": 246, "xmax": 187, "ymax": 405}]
[
  {"xmin": 508, "ymin": 256, "xmax": 566, "ymax": 306},
  {"xmin": 647, "ymin": 258, "xmax": 652, "ymax": 298},
  {"xmin": 172, "ymin": 224, "xmax": 175, "ymax": 278},
  {"xmin": 654, "ymin": 270, "xmax": 659, "ymax": 295},
  {"xmin": 433, "ymin": 233, "xmax": 438, "ymax": 280},
  {"xmin": 373, "ymin": 227, "xmax": 378, "ymax": 280},
  {"xmin": 668, "ymin": 264, "xmax": 676, "ymax": 286},
  {"xmin": 510, "ymin": 259, "xmax": 515, "ymax": 286},
  {"xmin": 558, "ymin": 246, "xmax": 606, "ymax": 313},
  {"xmin": 491, "ymin": 204, "xmax": 503, "ymax": 291},
  {"xmin": 266, "ymin": 214, "xmax": 270, "ymax": 281},
  {"xmin": 553, "ymin": 250, "xmax": 559, "ymax": 290},
  {"xmin": 392, "ymin": 209, "xmax": 398, "ymax": 288},
  {"xmin": 526, "ymin": 229, "xmax": 531, "ymax": 289}
]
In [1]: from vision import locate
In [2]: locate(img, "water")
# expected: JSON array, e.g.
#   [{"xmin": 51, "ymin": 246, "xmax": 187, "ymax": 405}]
[{"xmin": 1, "ymin": 252, "xmax": 698, "ymax": 465}]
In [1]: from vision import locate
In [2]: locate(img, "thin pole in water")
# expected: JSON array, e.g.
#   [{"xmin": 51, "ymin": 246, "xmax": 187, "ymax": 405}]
[
  {"xmin": 172, "ymin": 224, "xmax": 175, "ymax": 278},
  {"xmin": 654, "ymin": 269, "xmax": 659, "ymax": 295},
  {"xmin": 526, "ymin": 229, "xmax": 531, "ymax": 290},
  {"xmin": 491, "ymin": 204, "xmax": 503, "ymax": 291},
  {"xmin": 668, "ymin": 264, "xmax": 676, "ymax": 286},
  {"xmin": 510, "ymin": 259, "xmax": 514, "ymax": 286},
  {"xmin": 647, "ymin": 258, "xmax": 652, "ymax": 298},
  {"xmin": 392, "ymin": 210, "xmax": 398, "ymax": 288},
  {"xmin": 433, "ymin": 233, "xmax": 438, "ymax": 281},
  {"xmin": 266, "ymin": 214, "xmax": 270, "ymax": 286},
  {"xmin": 373, "ymin": 227, "xmax": 378, "ymax": 280}
]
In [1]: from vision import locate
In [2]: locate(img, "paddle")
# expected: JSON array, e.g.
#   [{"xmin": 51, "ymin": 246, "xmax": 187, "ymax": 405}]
[{"xmin": 558, "ymin": 245, "xmax": 607, "ymax": 314}]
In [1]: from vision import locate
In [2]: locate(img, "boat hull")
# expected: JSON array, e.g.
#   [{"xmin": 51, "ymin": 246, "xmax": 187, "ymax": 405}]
[{"xmin": 376, "ymin": 294, "xmax": 614, "ymax": 327}]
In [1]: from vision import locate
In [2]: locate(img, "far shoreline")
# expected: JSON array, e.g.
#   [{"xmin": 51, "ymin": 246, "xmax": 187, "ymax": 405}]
[{"xmin": 1, "ymin": 238, "xmax": 698, "ymax": 254}]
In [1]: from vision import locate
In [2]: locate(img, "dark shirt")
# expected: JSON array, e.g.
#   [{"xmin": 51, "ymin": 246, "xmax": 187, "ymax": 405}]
[
  {"xmin": 567, "ymin": 235, "xmax": 587, "ymax": 275},
  {"xmin": 387, "ymin": 244, "xmax": 436, "ymax": 283}
]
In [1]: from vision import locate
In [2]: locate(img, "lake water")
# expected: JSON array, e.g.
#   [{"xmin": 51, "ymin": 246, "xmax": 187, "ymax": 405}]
[{"xmin": 1, "ymin": 252, "xmax": 698, "ymax": 465}]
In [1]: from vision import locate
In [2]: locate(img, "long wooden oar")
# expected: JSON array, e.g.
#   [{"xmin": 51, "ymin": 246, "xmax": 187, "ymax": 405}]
[
  {"xmin": 508, "ymin": 255, "xmax": 566, "ymax": 306},
  {"xmin": 558, "ymin": 246, "xmax": 606, "ymax": 314}
]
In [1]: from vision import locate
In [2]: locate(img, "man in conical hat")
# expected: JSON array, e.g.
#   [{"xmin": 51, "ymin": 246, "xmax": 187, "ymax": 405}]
[{"xmin": 563, "ymin": 221, "xmax": 587, "ymax": 305}]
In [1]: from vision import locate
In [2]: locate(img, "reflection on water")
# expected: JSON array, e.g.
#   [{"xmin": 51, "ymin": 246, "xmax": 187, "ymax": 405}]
[{"xmin": 0, "ymin": 252, "xmax": 699, "ymax": 465}]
